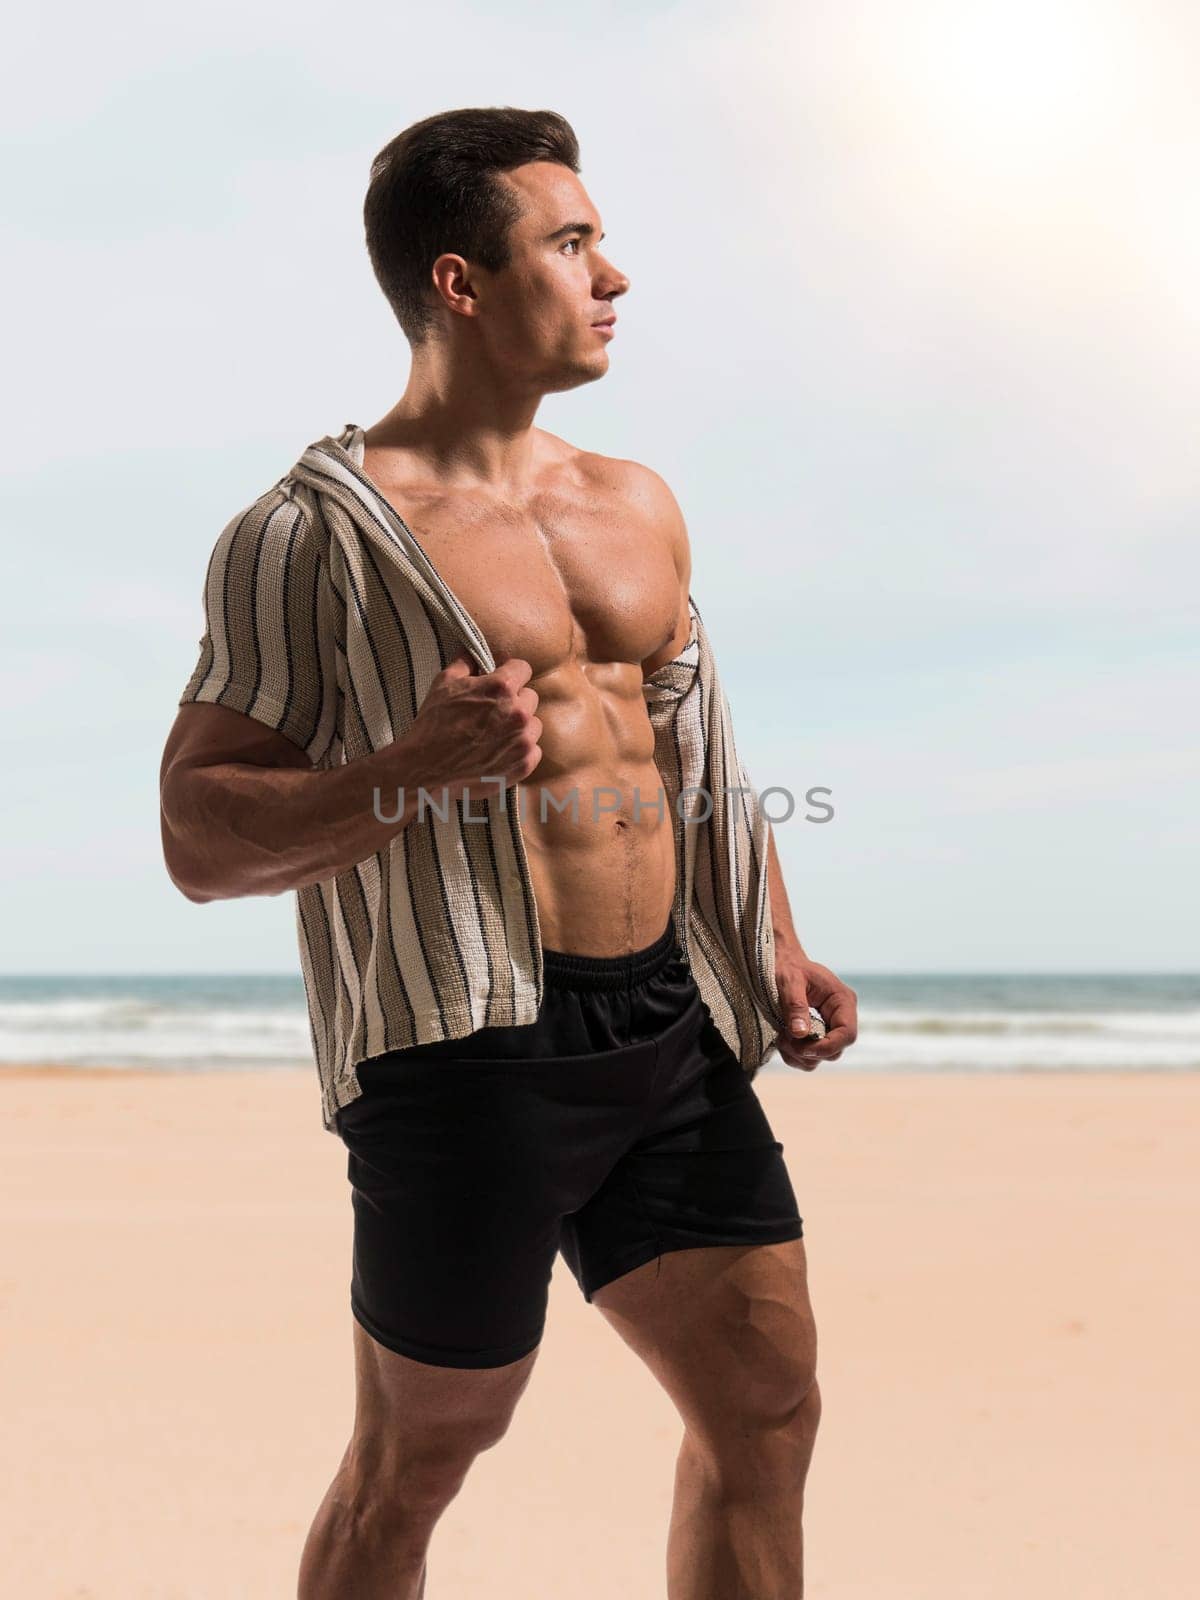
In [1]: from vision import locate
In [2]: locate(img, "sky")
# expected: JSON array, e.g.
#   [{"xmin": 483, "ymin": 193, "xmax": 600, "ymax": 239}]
[{"xmin": 1, "ymin": 0, "xmax": 1196, "ymax": 974}]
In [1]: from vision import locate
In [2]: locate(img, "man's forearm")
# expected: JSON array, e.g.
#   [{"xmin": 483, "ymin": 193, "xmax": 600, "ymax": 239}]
[
  {"xmin": 766, "ymin": 825, "xmax": 807, "ymax": 960},
  {"xmin": 163, "ymin": 740, "xmax": 445, "ymax": 903}
]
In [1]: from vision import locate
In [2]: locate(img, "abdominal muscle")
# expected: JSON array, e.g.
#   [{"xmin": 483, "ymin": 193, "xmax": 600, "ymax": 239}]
[{"xmin": 509, "ymin": 656, "xmax": 677, "ymax": 957}]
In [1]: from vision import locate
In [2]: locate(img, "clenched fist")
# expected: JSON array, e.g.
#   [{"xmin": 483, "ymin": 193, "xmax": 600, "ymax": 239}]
[{"xmin": 395, "ymin": 650, "xmax": 544, "ymax": 810}]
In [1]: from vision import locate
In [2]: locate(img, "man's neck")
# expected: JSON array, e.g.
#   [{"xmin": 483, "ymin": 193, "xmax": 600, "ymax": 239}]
[{"xmin": 364, "ymin": 366, "xmax": 548, "ymax": 494}]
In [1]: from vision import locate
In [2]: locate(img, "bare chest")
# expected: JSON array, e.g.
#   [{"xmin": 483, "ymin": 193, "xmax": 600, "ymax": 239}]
[{"xmin": 368, "ymin": 473, "xmax": 681, "ymax": 677}]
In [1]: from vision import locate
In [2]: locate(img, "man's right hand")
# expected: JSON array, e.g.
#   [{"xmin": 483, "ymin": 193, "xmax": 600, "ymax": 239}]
[{"xmin": 398, "ymin": 650, "xmax": 545, "ymax": 808}]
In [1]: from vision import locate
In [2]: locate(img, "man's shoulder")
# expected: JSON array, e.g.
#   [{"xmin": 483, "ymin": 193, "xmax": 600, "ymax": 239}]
[
  {"xmin": 539, "ymin": 430, "xmax": 687, "ymax": 533},
  {"xmin": 200, "ymin": 474, "xmax": 331, "ymax": 576}
]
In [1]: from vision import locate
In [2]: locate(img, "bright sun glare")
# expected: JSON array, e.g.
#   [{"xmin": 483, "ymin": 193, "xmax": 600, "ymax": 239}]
[{"xmin": 886, "ymin": 0, "xmax": 1135, "ymax": 169}]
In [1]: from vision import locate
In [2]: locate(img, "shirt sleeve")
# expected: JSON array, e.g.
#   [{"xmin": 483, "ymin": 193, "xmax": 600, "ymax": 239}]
[{"xmin": 178, "ymin": 484, "xmax": 341, "ymax": 766}]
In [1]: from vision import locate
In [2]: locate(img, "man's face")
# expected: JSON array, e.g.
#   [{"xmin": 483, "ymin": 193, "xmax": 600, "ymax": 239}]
[{"xmin": 466, "ymin": 161, "xmax": 629, "ymax": 392}]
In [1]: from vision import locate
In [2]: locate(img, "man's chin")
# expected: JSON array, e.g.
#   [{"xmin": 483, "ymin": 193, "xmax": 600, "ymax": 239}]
[{"xmin": 543, "ymin": 353, "xmax": 610, "ymax": 394}]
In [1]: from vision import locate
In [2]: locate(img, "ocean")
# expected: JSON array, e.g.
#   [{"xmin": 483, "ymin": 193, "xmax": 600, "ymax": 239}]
[{"xmin": 0, "ymin": 973, "xmax": 1197, "ymax": 1073}]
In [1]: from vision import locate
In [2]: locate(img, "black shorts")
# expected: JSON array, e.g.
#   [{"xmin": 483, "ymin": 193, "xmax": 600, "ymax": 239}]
[{"xmin": 335, "ymin": 912, "xmax": 803, "ymax": 1369}]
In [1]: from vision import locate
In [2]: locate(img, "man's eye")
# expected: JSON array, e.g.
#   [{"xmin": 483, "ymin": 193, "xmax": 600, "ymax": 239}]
[{"xmin": 562, "ymin": 238, "xmax": 581, "ymax": 254}]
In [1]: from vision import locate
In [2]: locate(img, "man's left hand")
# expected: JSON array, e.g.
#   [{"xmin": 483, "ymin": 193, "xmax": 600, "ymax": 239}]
[{"xmin": 773, "ymin": 952, "xmax": 858, "ymax": 1071}]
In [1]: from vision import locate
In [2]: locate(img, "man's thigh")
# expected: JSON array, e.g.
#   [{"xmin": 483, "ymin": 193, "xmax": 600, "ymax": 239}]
[
  {"xmin": 336, "ymin": 1030, "xmax": 652, "ymax": 1371},
  {"xmin": 558, "ymin": 1003, "xmax": 805, "ymax": 1315},
  {"xmin": 336, "ymin": 1057, "xmax": 566, "ymax": 1371},
  {"xmin": 590, "ymin": 1235, "xmax": 817, "ymax": 1435},
  {"xmin": 349, "ymin": 1316, "xmax": 542, "ymax": 1470}
]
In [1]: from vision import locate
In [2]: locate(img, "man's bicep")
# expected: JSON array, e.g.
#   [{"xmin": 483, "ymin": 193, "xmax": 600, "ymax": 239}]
[
  {"xmin": 177, "ymin": 486, "xmax": 341, "ymax": 766},
  {"xmin": 636, "ymin": 466, "xmax": 695, "ymax": 679}
]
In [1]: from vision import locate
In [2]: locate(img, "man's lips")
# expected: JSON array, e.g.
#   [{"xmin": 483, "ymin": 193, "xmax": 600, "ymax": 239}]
[{"xmin": 592, "ymin": 316, "xmax": 617, "ymax": 336}]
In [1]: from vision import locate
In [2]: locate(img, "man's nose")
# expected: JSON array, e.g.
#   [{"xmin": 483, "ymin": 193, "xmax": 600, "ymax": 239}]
[{"xmin": 599, "ymin": 263, "xmax": 630, "ymax": 298}]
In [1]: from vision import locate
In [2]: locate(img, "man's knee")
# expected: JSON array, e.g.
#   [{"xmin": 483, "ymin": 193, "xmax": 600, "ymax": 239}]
[
  {"xmin": 790, "ymin": 1368, "xmax": 821, "ymax": 1440},
  {"xmin": 696, "ymin": 1372, "xmax": 821, "ymax": 1504},
  {"xmin": 736, "ymin": 1298, "xmax": 819, "ymax": 1429},
  {"xmin": 692, "ymin": 1325, "xmax": 821, "ymax": 1476},
  {"xmin": 351, "ymin": 1322, "xmax": 540, "ymax": 1502},
  {"xmin": 752, "ymin": 1347, "xmax": 820, "ymax": 1443},
  {"xmin": 354, "ymin": 1401, "xmax": 518, "ymax": 1508}
]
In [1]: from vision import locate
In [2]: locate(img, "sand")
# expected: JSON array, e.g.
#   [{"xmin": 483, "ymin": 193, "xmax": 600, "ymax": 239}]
[{"xmin": 1, "ymin": 1063, "xmax": 1196, "ymax": 1599}]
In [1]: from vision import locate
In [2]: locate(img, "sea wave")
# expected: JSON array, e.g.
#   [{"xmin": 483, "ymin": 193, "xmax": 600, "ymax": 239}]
[
  {"xmin": 0, "ymin": 982, "xmax": 1197, "ymax": 1073},
  {"xmin": 0, "ymin": 995, "xmax": 312, "ymax": 1066},
  {"xmin": 805, "ymin": 1007, "xmax": 1200, "ymax": 1071}
]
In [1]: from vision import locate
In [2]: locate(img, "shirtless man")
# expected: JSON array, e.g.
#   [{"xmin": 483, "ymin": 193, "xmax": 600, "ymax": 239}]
[{"xmin": 160, "ymin": 107, "xmax": 857, "ymax": 1598}]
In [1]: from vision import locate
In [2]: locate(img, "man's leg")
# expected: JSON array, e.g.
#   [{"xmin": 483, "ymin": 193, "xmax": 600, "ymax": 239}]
[
  {"xmin": 296, "ymin": 1319, "xmax": 541, "ymax": 1600},
  {"xmin": 591, "ymin": 1236, "xmax": 820, "ymax": 1600}
]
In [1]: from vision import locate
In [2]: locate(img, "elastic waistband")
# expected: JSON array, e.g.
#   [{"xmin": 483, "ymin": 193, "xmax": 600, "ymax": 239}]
[{"xmin": 540, "ymin": 912, "xmax": 680, "ymax": 991}]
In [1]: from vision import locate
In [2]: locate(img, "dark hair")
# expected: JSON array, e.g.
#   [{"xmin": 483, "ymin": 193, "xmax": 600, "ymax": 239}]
[{"xmin": 364, "ymin": 107, "xmax": 582, "ymax": 345}]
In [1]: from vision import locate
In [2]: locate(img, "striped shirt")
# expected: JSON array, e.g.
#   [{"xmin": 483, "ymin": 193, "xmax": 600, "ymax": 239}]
[{"xmin": 179, "ymin": 423, "xmax": 786, "ymax": 1132}]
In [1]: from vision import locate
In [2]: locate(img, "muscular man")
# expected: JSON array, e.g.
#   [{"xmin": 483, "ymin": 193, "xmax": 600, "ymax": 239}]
[{"xmin": 159, "ymin": 106, "xmax": 857, "ymax": 1599}]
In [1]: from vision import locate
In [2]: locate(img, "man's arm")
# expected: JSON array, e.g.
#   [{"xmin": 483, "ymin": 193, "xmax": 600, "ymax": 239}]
[
  {"xmin": 161, "ymin": 652, "xmax": 544, "ymax": 904},
  {"xmin": 159, "ymin": 704, "xmax": 431, "ymax": 903},
  {"xmin": 635, "ymin": 464, "xmax": 694, "ymax": 681},
  {"xmin": 164, "ymin": 485, "xmax": 429, "ymax": 902},
  {"xmin": 766, "ymin": 825, "xmax": 806, "ymax": 961},
  {"xmin": 761, "ymin": 766, "xmax": 860, "ymax": 1071},
  {"xmin": 629, "ymin": 461, "xmax": 802, "ymax": 956},
  {"xmin": 622, "ymin": 457, "xmax": 858, "ymax": 1071}
]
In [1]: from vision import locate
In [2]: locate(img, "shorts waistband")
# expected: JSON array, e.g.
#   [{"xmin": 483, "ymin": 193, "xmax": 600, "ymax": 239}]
[{"xmin": 540, "ymin": 912, "xmax": 680, "ymax": 991}]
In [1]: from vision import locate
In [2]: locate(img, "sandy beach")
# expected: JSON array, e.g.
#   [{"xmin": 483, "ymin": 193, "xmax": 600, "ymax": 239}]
[{"xmin": 1, "ymin": 1063, "xmax": 1196, "ymax": 1599}]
